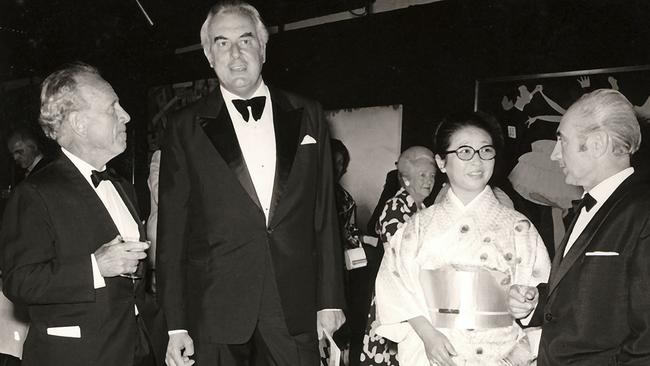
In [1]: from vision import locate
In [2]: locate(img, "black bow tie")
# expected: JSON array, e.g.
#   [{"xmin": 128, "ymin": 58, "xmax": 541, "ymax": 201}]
[
  {"xmin": 572, "ymin": 192, "xmax": 597, "ymax": 213},
  {"xmin": 91, "ymin": 168, "xmax": 119, "ymax": 188},
  {"xmin": 232, "ymin": 96, "xmax": 266, "ymax": 122}
]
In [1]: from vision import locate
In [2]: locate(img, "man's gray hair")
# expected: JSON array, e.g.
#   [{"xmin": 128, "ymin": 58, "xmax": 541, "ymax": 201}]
[
  {"xmin": 39, "ymin": 62, "xmax": 100, "ymax": 140},
  {"xmin": 569, "ymin": 88, "xmax": 641, "ymax": 156},
  {"xmin": 199, "ymin": 0, "xmax": 269, "ymax": 62}
]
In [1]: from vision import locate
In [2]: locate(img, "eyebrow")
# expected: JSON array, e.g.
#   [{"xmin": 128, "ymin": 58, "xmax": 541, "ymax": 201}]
[{"xmin": 213, "ymin": 32, "xmax": 254, "ymax": 43}]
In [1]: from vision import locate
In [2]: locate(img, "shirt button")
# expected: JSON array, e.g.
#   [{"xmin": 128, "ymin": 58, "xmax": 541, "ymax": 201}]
[
  {"xmin": 480, "ymin": 253, "xmax": 488, "ymax": 261},
  {"xmin": 460, "ymin": 225, "xmax": 470, "ymax": 233},
  {"xmin": 476, "ymin": 347, "xmax": 483, "ymax": 355}
]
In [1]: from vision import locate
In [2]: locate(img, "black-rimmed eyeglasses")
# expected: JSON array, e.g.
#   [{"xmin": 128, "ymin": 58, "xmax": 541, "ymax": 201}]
[{"xmin": 444, "ymin": 145, "xmax": 496, "ymax": 161}]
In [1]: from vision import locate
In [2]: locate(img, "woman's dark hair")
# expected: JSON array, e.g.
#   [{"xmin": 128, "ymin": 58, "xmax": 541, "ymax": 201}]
[
  {"xmin": 330, "ymin": 138, "xmax": 350, "ymax": 170},
  {"xmin": 433, "ymin": 111, "xmax": 504, "ymax": 156}
]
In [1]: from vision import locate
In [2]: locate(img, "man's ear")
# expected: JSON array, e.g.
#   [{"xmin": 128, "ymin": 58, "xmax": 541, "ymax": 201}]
[
  {"xmin": 435, "ymin": 154, "xmax": 446, "ymax": 173},
  {"xmin": 68, "ymin": 111, "xmax": 87, "ymax": 137},
  {"xmin": 587, "ymin": 131, "xmax": 609, "ymax": 158}
]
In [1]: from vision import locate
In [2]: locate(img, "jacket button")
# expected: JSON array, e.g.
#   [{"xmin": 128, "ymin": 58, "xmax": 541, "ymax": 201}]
[
  {"xmin": 544, "ymin": 313, "xmax": 553, "ymax": 322},
  {"xmin": 266, "ymin": 228, "xmax": 273, "ymax": 234}
]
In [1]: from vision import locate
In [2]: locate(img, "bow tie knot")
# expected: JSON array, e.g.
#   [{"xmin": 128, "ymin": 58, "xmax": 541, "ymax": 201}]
[
  {"xmin": 91, "ymin": 168, "xmax": 119, "ymax": 188},
  {"xmin": 572, "ymin": 192, "xmax": 597, "ymax": 213},
  {"xmin": 232, "ymin": 96, "xmax": 266, "ymax": 122}
]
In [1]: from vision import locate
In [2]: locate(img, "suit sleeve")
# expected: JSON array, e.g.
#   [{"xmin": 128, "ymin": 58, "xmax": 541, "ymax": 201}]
[
  {"xmin": 312, "ymin": 102, "xmax": 346, "ymax": 311},
  {"xmin": 0, "ymin": 183, "xmax": 95, "ymax": 305},
  {"xmin": 157, "ymin": 118, "xmax": 191, "ymax": 330},
  {"xmin": 622, "ymin": 211, "xmax": 650, "ymax": 364}
]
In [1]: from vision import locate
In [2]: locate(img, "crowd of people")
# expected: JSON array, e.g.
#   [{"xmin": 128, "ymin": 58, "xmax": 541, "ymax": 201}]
[{"xmin": 1, "ymin": 1, "xmax": 650, "ymax": 366}]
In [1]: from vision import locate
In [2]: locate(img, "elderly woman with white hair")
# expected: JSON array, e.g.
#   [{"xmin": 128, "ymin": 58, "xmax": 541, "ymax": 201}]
[{"xmin": 360, "ymin": 146, "xmax": 437, "ymax": 366}]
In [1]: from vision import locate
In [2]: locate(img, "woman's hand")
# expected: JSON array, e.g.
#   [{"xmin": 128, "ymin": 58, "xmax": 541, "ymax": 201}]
[
  {"xmin": 408, "ymin": 316, "xmax": 457, "ymax": 366},
  {"xmin": 421, "ymin": 328, "xmax": 457, "ymax": 366}
]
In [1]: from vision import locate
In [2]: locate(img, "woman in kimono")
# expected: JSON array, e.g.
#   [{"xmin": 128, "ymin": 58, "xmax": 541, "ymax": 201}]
[
  {"xmin": 361, "ymin": 146, "xmax": 437, "ymax": 366},
  {"xmin": 375, "ymin": 112, "xmax": 551, "ymax": 366}
]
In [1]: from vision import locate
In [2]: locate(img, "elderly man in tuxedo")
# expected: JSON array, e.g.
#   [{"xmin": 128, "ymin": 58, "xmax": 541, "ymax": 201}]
[
  {"xmin": 508, "ymin": 89, "xmax": 650, "ymax": 365},
  {"xmin": 0, "ymin": 63, "xmax": 164, "ymax": 366},
  {"xmin": 157, "ymin": 1, "xmax": 346, "ymax": 366},
  {"xmin": 7, "ymin": 129, "xmax": 49, "ymax": 179}
]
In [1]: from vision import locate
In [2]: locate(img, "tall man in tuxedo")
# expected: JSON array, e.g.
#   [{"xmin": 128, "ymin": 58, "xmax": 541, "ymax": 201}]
[
  {"xmin": 508, "ymin": 89, "xmax": 650, "ymax": 365},
  {"xmin": 0, "ymin": 63, "xmax": 164, "ymax": 366},
  {"xmin": 157, "ymin": 1, "xmax": 346, "ymax": 365}
]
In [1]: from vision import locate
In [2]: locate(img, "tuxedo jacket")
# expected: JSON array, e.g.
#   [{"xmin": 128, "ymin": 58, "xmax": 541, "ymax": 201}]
[
  {"xmin": 157, "ymin": 87, "xmax": 345, "ymax": 344},
  {"xmin": 0, "ymin": 154, "xmax": 165, "ymax": 366},
  {"xmin": 531, "ymin": 175, "xmax": 650, "ymax": 365}
]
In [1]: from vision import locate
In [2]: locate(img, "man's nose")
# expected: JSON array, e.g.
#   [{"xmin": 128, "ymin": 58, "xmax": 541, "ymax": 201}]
[
  {"xmin": 550, "ymin": 141, "xmax": 561, "ymax": 161},
  {"xmin": 230, "ymin": 43, "xmax": 241, "ymax": 58},
  {"xmin": 118, "ymin": 105, "xmax": 131, "ymax": 124}
]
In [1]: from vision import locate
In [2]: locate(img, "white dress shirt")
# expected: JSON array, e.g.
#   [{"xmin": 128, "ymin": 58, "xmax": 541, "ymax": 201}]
[
  {"xmin": 564, "ymin": 167, "xmax": 635, "ymax": 256},
  {"xmin": 220, "ymin": 83, "xmax": 276, "ymax": 225},
  {"xmin": 61, "ymin": 148, "xmax": 140, "ymax": 288}
]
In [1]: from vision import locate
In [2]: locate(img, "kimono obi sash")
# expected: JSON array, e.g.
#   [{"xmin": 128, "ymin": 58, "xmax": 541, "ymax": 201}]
[{"xmin": 420, "ymin": 266, "xmax": 512, "ymax": 329}]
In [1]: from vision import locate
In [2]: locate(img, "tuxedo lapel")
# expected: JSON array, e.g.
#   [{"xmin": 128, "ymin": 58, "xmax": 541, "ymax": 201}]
[
  {"xmin": 547, "ymin": 177, "xmax": 634, "ymax": 298},
  {"xmin": 200, "ymin": 93, "xmax": 263, "ymax": 210},
  {"xmin": 58, "ymin": 156, "xmax": 121, "ymax": 251},
  {"xmin": 268, "ymin": 90, "xmax": 303, "ymax": 224},
  {"xmin": 112, "ymin": 179, "xmax": 146, "ymax": 240}
]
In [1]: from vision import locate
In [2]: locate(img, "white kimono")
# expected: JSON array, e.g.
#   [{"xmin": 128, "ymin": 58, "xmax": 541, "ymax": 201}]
[{"xmin": 375, "ymin": 187, "xmax": 551, "ymax": 366}]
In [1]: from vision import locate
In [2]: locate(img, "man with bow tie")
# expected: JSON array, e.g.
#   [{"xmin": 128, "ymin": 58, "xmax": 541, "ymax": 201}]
[
  {"xmin": 156, "ymin": 1, "xmax": 346, "ymax": 365},
  {"xmin": 0, "ymin": 63, "xmax": 165, "ymax": 366},
  {"xmin": 508, "ymin": 89, "xmax": 650, "ymax": 365}
]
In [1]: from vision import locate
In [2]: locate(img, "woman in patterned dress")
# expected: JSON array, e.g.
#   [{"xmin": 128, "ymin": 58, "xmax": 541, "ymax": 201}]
[
  {"xmin": 375, "ymin": 112, "xmax": 551, "ymax": 366},
  {"xmin": 360, "ymin": 146, "xmax": 437, "ymax": 366}
]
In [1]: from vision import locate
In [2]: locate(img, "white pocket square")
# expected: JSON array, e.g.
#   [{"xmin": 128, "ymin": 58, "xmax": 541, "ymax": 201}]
[
  {"xmin": 47, "ymin": 326, "xmax": 81, "ymax": 338},
  {"xmin": 585, "ymin": 251, "xmax": 619, "ymax": 256},
  {"xmin": 300, "ymin": 135, "xmax": 317, "ymax": 145}
]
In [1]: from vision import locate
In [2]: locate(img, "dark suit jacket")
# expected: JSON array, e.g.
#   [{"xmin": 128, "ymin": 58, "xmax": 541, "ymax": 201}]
[
  {"xmin": 0, "ymin": 154, "xmax": 165, "ymax": 366},
  {"xmin": 157, "ymin": 87, "xmax": 346, "ymax": 344},
  {"xmin": 530, "ymin": 174, "xmax": 650, "ymax": 365}
]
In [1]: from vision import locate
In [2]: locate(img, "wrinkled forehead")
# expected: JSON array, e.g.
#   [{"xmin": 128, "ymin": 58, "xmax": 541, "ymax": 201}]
[
  {"xmin": 75, "ymin": 73, "xmax": 116, "ymax": 102},
  {"xmin": 9, "ymin": 140, "xmax": 34, "ymax": 153},
  {"xmin": 411, "ymin": 158, "xmax": 436, "ymax": 171},
  {"xmin": 209, "ymin": 9, "xmax": 258, "ymax": 36},
  {"xmin": 557, "ymin": 109, "xmax": 583, "ymax": 137},
  {"xmin": 400, "ymin": 157, "xmax": 436, "ymax": 177}
]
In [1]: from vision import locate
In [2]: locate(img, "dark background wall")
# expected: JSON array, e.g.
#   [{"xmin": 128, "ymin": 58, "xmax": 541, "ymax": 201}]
[{"xmin": 2, "ymin": 0, "xmax": 649, "ymax": 212}]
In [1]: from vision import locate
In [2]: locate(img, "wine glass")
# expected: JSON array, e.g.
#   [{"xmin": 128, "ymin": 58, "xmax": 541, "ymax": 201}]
[{"xmin": 119, "ymin": 237, "xmax": 150, "ymax": 280}]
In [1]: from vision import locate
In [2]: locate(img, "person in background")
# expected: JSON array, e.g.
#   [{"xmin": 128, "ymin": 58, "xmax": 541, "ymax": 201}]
[
  {"xmin": 6, "ymin": 129, "xmax": 49, "ymax": 180},
  {"xmin": 0, "ymin": 62, "xmax": 165, "ymax": 366},
  {"xmin": 157, "ymin": 1, "xmax": 346, "ymax": 365},
  {"xmin": 146, "ymin": 150, "xmax": 161, "ymax": 293},
  {"xmin": 375, "ymin": 112, "xmax": 550, "ymax": 366},
  {"xmin": 332, "ymin": 139, "xmax": 362, "ymax": 253},
  {"xmin": 360, "ymin": 145, "xmax": 436, "ymax": 366},
  {"xmin": 509, "ymin": 89, "xmax": 650, "ymax": 365}
]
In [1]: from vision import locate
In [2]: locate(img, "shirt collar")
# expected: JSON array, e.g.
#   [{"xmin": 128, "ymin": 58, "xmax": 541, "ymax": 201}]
[
  {"xmin": 220, "ymin": 81, "xmax": 269, "ymax": 103},
  {"xmin": 448, "ymin": 185, "xmax": 491, "ymax": 211},
  {"xmin": 61, "ymin": 148, "xmax": 106, "ymax": 188},
  {"xmin": 585, "ymin": 167, "xmax": 634, "ymax": 203}
]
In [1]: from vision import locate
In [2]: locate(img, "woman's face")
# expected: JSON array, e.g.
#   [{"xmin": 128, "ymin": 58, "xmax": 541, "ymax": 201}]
[
  {"xmin": 436, "ymin": 126, "xmax": 494, "ymax": 203},
  {"xmin": 403, "ymin": 159, "xmax": 436, "ymax": 203},
  {"xmin": 333, "ymin": 152, "xmax": 347, "ymax": 181}
]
